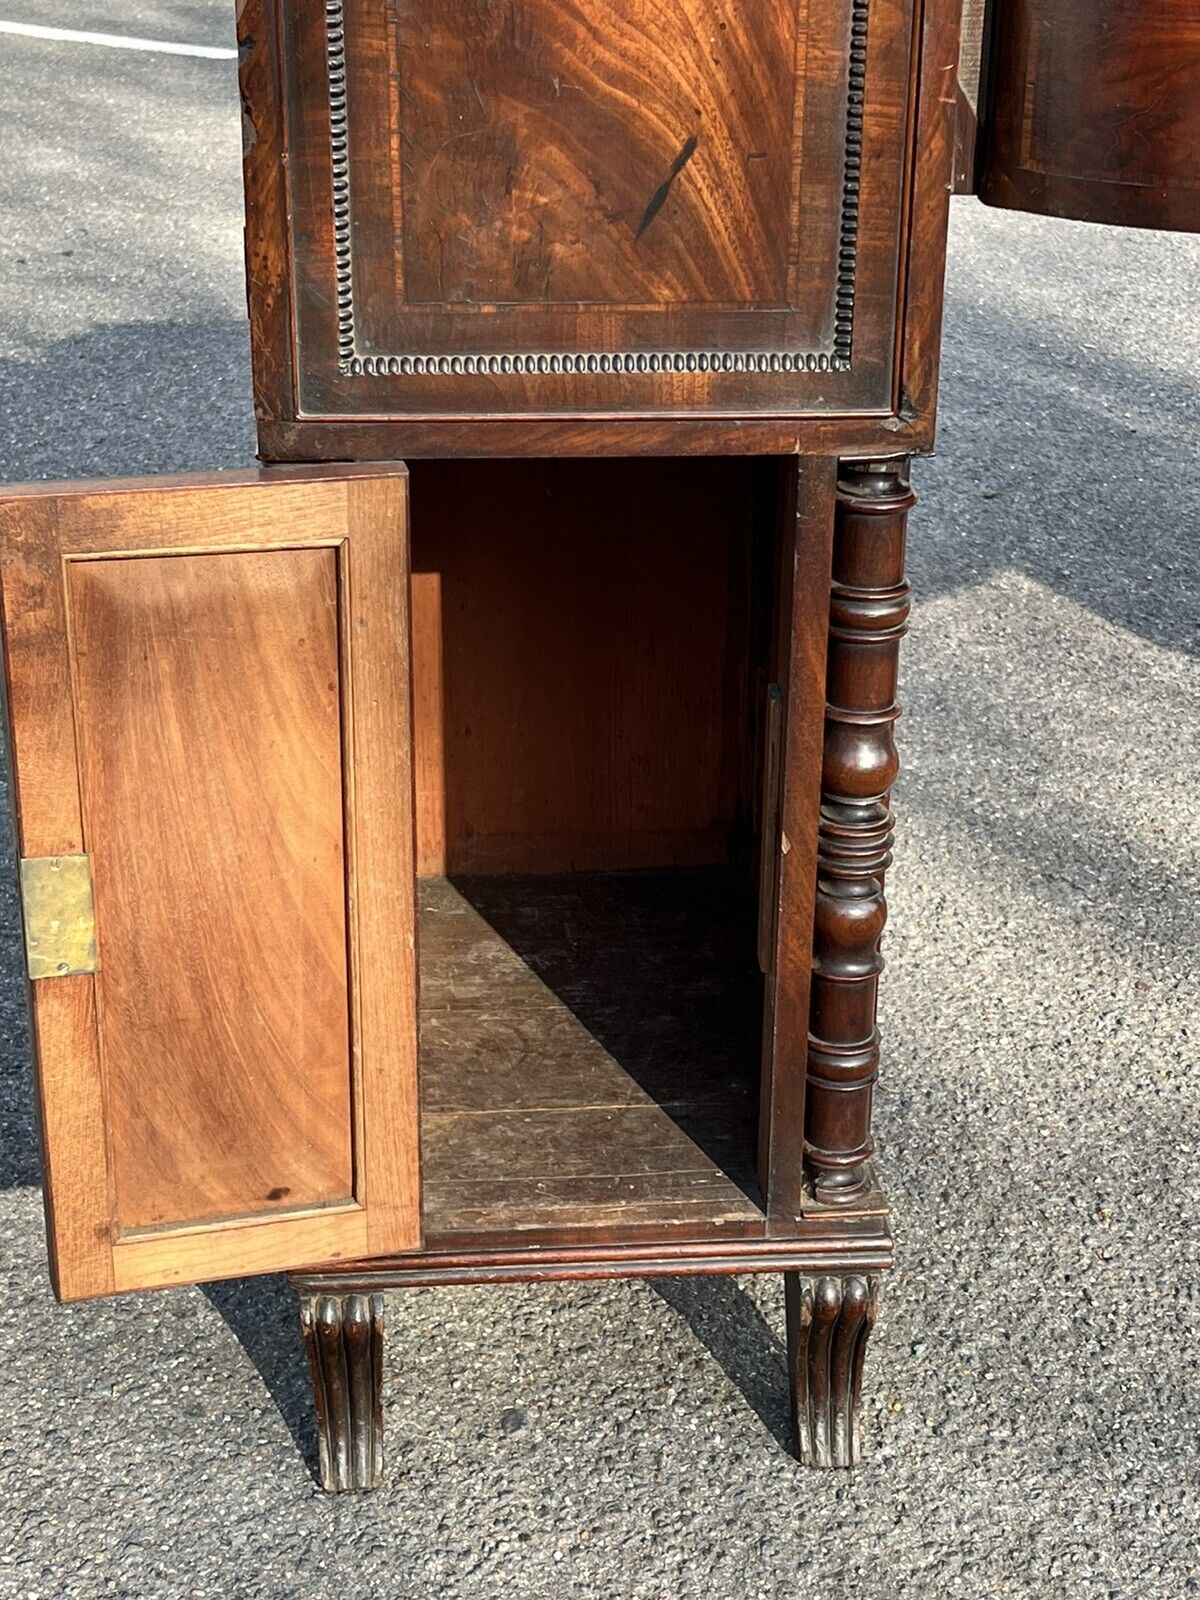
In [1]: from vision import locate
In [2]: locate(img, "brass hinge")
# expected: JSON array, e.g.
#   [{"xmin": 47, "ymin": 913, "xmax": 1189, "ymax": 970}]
[{"xmin": 20, "ymin": 855, "xmax": 97, "ymax": 979}]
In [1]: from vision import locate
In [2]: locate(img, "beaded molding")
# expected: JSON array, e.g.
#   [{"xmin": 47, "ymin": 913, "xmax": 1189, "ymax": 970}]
[{"xmin": 323, "ymin": 0, "xmax": 866, "ymax": 379}]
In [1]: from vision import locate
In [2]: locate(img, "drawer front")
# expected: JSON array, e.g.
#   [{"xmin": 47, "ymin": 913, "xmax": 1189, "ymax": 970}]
[
  {"xmin": 975, "ymin": 0, "xmax": 1200, "ymax": 232},
  {"xmin": 242, "ymin": 0, "xmax": 919, "ymax": 428}
]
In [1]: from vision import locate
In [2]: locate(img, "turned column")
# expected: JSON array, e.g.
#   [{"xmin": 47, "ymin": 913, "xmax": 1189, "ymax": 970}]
[{"xmin": 804, "ymin": 457, "xmax": 913, "ymax": 1205}]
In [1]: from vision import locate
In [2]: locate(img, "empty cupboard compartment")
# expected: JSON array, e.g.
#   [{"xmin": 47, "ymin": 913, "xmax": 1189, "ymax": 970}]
[{"xmin": 407, "ymin": 458, "xmax": 787, "ymax": 1245}]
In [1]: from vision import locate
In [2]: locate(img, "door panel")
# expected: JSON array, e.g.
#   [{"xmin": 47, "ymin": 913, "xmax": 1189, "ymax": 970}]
[
  {"xmin": 72, "ymin": 548, "xmax": 352, "ymax": 1233},
  {"xmin": 963, "ymin": 0, "xmax": 1200, "ymax": 231},
  {"xmin": 0, "ymin": 466, "xmax": 419, "ymax": 1300},
  {"xmin": 239, "ymin": 0, "xmax": 918, "ymax": 433}
]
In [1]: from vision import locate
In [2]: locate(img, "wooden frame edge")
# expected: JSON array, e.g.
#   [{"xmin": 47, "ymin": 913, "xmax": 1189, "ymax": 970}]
[
  {"xmin": 237, "ymin": 0, "xmax": 299, "ymax": 426},
  {"xmin": 257, "ymin": 414, "xmax": 927, "ymax": 461},
  {"xmin": 763, "ymin": 458, "xmax": 838, "ymax": 1223},
  {"xmin": 893, "ymin": 0, "xmax": 964, "ymax": 443},
  {"xmin": 344, "ymin": 475, "xmax": 422, "ymax": 1256}
]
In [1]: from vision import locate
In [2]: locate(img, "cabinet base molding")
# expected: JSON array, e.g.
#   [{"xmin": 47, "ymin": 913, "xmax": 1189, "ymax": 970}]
[{"xmin": 294, "ymin": 1221, "xmax": 890, "ymax": 1490}]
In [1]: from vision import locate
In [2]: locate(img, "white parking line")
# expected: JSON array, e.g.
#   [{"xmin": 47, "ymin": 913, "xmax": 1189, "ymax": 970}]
[{"xmin": 0, "ymin": 20, "xmax": 236, "ymax": 58}]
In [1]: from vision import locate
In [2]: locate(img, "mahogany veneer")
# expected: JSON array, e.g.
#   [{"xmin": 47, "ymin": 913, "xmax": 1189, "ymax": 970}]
[
  {"xmin": 237, "ymin": 0, "xmax": 961, "ymax": 455},
  {"xmin": 972, "ymin": 0, "xmax": 1200, "ymax": 230}
]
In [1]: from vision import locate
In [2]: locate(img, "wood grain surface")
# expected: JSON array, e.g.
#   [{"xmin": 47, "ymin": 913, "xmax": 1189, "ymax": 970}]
[
  {"xmin": 409, "ymin": 458, "xmax": 759, "ymax": 876},
  {"xmin": 241, "ymin": 0, "xmax": 925, "ymax": 428},
  {"xmin": 978, "ymin": 0, "xmax": 1200, "ymax": 230},
  {"xmin": 293, "ymin": 1212, "xmax": 894, "ymax": 1287},
  {"xmin": 757, "ymin": 458, "xmax": 835, "ymax": 1221},
  {"xmin": 418, "ymin": 872, "xmax": 766, "ymax": 1241},
  {"xmin": 802, "ymin": 458, "xmax": 911, "ymax": 1206},
  {"xmin": 0, "ymin": 466, "xmax": 420, "ymax": 1299},
  {"xmin": 71, "ymin": 548, "xmax": 352, "ymax": 1232},
  {"xmin": 395, "ymin": 0, "xmax": 801, "ymax": 307}
]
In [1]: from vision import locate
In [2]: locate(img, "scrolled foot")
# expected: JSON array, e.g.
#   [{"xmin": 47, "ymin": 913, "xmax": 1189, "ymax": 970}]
[
  {"xmin": 785, "ymin": 1273, "xmax": 880, "ymax": 1467},
  {"xmin": 299, "ymin": 1291, "xmax": 385, "ymax": 1492}
]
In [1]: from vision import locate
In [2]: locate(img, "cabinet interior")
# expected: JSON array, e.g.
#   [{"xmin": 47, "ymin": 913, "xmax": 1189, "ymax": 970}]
[{"xmin": 409, "ymin": 458, "xmax": 785, "ymax": 1246}]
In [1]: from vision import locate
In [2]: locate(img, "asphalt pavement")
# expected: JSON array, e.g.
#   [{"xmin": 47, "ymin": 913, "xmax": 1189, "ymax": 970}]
[{"xmin": 0, "ymin": 6, "xmax": 1197, "ymax": 1596}]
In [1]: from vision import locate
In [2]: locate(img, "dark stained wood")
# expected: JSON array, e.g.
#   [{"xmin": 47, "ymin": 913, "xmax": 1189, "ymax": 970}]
[
  {"xmin": 978, "ymin": 0, "xmax": 1200, "ymax": 231},
  {"xmin": 756, "ymin": 682, "xmax": 785, "ymax": 973},
  {"xmin": 237, "ymin": 0, "xmax": 295, "ymax": 425},
  {"xmin": 892, "ymin": 0, "xmax": 963, "ymax": 438},
  {"xmin": 237, "ymin": 0, "xmax": 936, "ymax": 443},
  {"xmin": 953, "ymin": 0, "xmax": 992, "ymax": 192},
  {"xmin": 803, "ymin": 458, "xmax": 912, "ymax": 1206},
  {"xmin": 293, "ymin": 1249, "xmax": 889, "ymax": 1491},
  {"xmin": 418, "ymin": 872, "xmax": 766, "ymax": 1242},
  {"xmin": 257, "ymin": 413, "xmax": 934, "ymax": 462},
  {"xmin": 409, "ymin": 458, "xmax": 758, "ymax": 876},
  {"xmin": 759, "ymin": 459, "xmax": 837, "ymax": 1223},
  {"xmin": 785, "ymin": 1273, "xmax": 880, "ymax": 1466},
  {"xmin": 300, "ymin": 1292, "xmax": 385, "ymax": 1492},
  {"xmin": 293, "ymin": 1221, "xmax": 894, "ymax": 1291},
  {"xmin": 0, "ymin": 466, "xmax": 422, "ymax": 1298}
]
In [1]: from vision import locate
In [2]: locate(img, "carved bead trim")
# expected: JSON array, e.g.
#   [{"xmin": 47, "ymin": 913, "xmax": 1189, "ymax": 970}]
[
  {"xmin": 833, "ymin": 0, "xmax": 868, "ymax": 365},
  {"xmin": 322, "ymin": 0, "xmax": 865, "ymax": 380},
  {"xmin": 344, "ymin": 348, "xmax": 848, "ymax": 377},
  {"xmin": 325, "ymin": 1, "xmax": 354, "ymax": 370}
]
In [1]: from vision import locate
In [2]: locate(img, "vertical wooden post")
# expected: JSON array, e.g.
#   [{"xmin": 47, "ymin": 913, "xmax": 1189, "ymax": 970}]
[
  {"xmin": 804, "ymin": 457, "xmax": 913, "ymax": 1206},
  {"xmin": 760, "ymin": 459, "xmax": 839, "ymax": 1221}
]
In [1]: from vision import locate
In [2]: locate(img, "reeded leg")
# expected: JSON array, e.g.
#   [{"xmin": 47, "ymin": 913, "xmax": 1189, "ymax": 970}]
[
  {"xmin": 299, "ymin": 1291, "xmax": 385, "ymax": 1492},
  {"xmin": 786, "ymin": 1273, "xmax": 880, "ymax": 1467}
]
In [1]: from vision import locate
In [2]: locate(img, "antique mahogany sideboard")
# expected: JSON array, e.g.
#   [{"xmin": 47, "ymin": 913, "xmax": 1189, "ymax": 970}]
[{"xmin": 1, "ymin": 0, "xmax": 1195, "ymax": 1491}]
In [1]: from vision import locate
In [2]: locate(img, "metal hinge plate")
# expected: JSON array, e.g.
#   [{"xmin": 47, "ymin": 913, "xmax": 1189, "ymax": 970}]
[{"xmin": 20, "ymin": 855, "xmax": 97, "ymax": 979}]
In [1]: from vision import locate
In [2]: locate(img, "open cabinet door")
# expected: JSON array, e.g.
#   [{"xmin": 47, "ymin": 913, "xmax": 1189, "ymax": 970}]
[{"xmin": 0, "ymin": 465, "xmax": 420, "ymax": 1301}]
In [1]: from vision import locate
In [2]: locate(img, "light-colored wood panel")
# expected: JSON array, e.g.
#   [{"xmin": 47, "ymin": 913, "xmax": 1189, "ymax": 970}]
[
  {"xmin": 69, "ymin": 548, "xmax": 353, "ymax": 1232},
  {"xmin": 410, "ymin": 458, "xmax": 753, "ymax": 875},
  {"xmin": 0, "ymin": 498, "xmax": 85, "ymax": 858},
  {"xmin": 29, "ymin": 978, "xmax": 113, "ymax": 1299},
  {"xmin": 111, "ymin": 1204, "xmax": 369, "ymax": 1293},
  {"xmin": 58, "ymin": 488, "xmax": 346, "ymax": 555},
  {"xmin": 0, "ymin": 466, "xmax": 420, "ymax": 1300}
]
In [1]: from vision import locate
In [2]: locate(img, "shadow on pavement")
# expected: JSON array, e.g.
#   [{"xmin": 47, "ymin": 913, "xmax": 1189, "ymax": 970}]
[
  {"xmin": 202, "ymin": 1273, "xmax": 322, "ymax": 1488},
  {"xmin": 650, "ymin": 1275, "xmax": 795, "ymax": 1454}
]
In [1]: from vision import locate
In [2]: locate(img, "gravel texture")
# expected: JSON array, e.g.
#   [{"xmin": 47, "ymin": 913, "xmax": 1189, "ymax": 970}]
[{"xmin": 1, "ymin": 7, "xmax": 1198, "ymax": 1596}]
